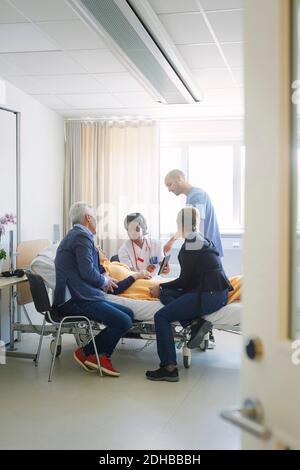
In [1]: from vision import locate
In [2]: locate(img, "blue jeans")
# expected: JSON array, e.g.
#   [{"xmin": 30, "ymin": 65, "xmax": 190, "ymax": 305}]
[
  {"xmin": 155, "ymin": 288, "xmax": 228, "ymax": 366},
  {"xmin": 58, "ymin": 299, "xmax": 134, "ymax": 357}
]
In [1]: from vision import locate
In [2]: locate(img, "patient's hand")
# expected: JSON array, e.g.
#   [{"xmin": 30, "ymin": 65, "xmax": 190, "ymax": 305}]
[
  {"xmin": 161, "ymin": 263, "xmax": 170, "ymax": 274},
  {"xmin": 132, "ymin": 270, "xmax": 152, "ymax": 280},
  {"xmin": 146, "ymin": 264, "xmax": 155, "ymax": 273},
  {"xmin": 106, "ymin": 276, "xmax": 119, "ymax": 293},
  {"xmin": 149, "ymin": 284, "xmax": 160, "ymax": 298}
]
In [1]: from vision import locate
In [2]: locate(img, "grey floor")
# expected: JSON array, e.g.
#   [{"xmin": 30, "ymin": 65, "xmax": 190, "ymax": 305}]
[{"xmin": 0, "ymin": 330, "xmax": 241, "ymax": 450}]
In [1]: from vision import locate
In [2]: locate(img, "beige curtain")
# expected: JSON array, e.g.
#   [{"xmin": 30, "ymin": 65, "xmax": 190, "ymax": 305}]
[
  {"xmin": 64, "ymin": 120, "xmax": 81, "ymax": 234},
  {"xmin": 64, "ymin": 120, "xmax": 159, "ymax": 257}
]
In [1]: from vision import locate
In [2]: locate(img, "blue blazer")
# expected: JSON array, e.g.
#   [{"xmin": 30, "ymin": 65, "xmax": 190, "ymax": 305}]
[{"xmin": 53, "ymin": 225, "xmax": 107, "ymax": 306}]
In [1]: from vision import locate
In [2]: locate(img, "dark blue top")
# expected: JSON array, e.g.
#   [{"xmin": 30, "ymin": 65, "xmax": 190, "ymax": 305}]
[{"xmin": 162, "ymin": 236, "xmax": 232, "ymax": 294}]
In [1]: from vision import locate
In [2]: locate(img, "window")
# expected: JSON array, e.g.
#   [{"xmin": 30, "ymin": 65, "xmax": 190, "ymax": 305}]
[
  {"xmin": 188, "ymin": 146, "xmax": 234, "ymax": 230},
  {"xmin": 159, "ymin": 142, "xmax": 245, "ymax": 237},
  {"xmin": 159, "ymin": 147, "xmax": 185, "ymax": 237}
]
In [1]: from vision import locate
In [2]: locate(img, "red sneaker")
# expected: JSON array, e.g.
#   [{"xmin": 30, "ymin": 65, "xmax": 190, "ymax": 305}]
[
  {"xmin": 73, "ymin": 347, "xmax": 96, "ymax": 373},
  {"xmin": 85, "ymin": 354, "xmax": 120, "ymax": 377}
]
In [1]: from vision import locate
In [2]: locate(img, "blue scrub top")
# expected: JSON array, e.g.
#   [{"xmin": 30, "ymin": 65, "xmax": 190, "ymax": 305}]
[{"xmin": 186, "ymin": 187, "xmax": 223, "ymax": 257}]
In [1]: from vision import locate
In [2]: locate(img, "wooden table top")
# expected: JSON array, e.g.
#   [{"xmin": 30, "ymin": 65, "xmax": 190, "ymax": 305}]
[{"xmin": 0, "ymin": 275, "xmax": 27, "ymax": 289}]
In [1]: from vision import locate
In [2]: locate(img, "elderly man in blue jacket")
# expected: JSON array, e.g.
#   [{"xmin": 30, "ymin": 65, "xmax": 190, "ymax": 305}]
[{"xmin": 54, "ymin": 202, "xmax": 134, "ymax": 377}]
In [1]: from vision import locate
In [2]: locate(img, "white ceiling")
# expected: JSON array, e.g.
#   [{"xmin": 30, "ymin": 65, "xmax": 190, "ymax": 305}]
[{"xmin": 0, "ymin": 0, "xmax": 244, "ymax": 119}]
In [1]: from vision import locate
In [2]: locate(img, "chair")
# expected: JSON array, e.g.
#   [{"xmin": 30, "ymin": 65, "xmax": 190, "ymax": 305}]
[
  {"xmin": 26, "ymin": 271, "xmax": 103, "ymax": 382},
  {"xmin": 16, "ymin": 239, "xmax": 51, "ymax": 307}
]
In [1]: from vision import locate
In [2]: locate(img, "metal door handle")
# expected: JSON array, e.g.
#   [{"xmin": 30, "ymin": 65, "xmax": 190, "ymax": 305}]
[{"xmin": 220, "ymin": 398, "xmax": 271, "ymax": 440}]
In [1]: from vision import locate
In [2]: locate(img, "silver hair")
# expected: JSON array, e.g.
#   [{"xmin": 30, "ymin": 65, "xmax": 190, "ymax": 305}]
[{"xmin": 69, "ymin": 201, "xmax": 94, "ymax": 226}]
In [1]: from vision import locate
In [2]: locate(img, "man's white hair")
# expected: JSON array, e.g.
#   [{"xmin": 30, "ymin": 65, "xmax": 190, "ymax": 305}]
[{"xmin": 69, "ymin": 201, "xmax": 94, "ymax": 226}]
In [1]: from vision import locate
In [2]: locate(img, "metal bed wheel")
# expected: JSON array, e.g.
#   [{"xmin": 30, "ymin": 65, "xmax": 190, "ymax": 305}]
[
  {"xmin": 182, "ymin": 346, "xmax": 191, "ymax": 368},
  {"xmin": 199, "ymin": 338, "xmax": 209, "ymax": 352},
  {"xmin": 78, "ymin": 333, "xmax": 90, "ymax": 346},
  {"xmin": 50, "ymin": 336, "xmax": 62, "ymax": 357}
]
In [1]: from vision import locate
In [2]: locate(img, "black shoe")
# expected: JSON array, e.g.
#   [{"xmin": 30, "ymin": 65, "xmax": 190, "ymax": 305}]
[
  {"xmin": 209, "ymin": 329, "xmax": 215, "ymax": 343},
  {"xmin": 146, "ymin": 367, "xmax": 179, "ymax": 382},
  {"xmin": 187, "ymin": 319, "xmax": 213, "ymax": 349}
]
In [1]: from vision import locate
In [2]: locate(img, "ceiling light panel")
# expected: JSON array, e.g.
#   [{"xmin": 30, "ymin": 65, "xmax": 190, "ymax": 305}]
[{"xmin": 68, "ymin": 0, "xmax": 201, "ymax": 104}]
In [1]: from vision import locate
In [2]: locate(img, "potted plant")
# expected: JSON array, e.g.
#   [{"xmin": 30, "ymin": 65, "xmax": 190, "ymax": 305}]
[
  {"xmin": 0, "ymin": 213, "xmax": 16, "ymax": 273},
  {"xmin": 0, "ymin": 248, "xmax": 6, "ymax": 273}
]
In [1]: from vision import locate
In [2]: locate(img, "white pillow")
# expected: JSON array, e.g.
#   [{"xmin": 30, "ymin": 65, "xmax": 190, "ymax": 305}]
[{"xmin": 30, "ymin": 244, "xmax": 57, "ymax": 290}]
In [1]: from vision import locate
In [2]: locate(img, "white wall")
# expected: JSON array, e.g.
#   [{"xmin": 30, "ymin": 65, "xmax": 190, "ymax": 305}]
[
  {"xmin": 0, "ymin": 109, "xmax": 17, "ymax": 270},
  {"xmin": 4, "ymin": 79, "xmax": 65, "ymax": 241},
  {"xmin": 0, "ymin": 79, "xmax": 64, "ymax": 344},
  {"xmin": 160, "ymin": 119, "xmax": 244, "ymax": 143}
]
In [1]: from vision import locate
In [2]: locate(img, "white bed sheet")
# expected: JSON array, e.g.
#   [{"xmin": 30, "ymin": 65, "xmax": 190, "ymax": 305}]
[
  {"xmin": 203, "ymin": 301, "xmax": 242, "ymax": 328},
  {"xmin": 106, "ymin": 294, "xmax": 242, "ymax": 328},
  {"xmin": 31, "ymin": 247, "xmax": 242, "ymax": 329}
]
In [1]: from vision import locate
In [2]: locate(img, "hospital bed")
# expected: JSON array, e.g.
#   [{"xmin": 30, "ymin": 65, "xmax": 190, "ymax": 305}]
[
  {"xmin": 10, "ymin": 243, "xmax": 242, "ymax": 369},
  {"xmin": 16, "ymin": 274, "xmax": 242, "ymax": 369},
  {"xmin": 119, "ymin": 301, "xmax": 241, "ymax": 368}
]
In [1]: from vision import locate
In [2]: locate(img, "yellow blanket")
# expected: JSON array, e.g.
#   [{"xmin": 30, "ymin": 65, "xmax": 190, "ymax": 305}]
[
  {"xmin": 227, "ymin": 275, "xmax": 242, "ymax": 304},
  {"xmin": 102, "ymin": 260, "xmax": 169, "ymax": 300},
  {"xmin": 103, "ymin": 260, "xmax": 242, "ymax": 303}
]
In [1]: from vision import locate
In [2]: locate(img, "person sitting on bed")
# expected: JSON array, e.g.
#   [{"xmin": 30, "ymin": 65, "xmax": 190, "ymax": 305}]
[
  {"xmin": 31, "ymin": 241, "xmax": 241, "ymax": 338},
  {"xmin": 118, "ymin": 212, "xmax": 170, "ymax": 274},
  {"xmin": 31, "ymin": 244, "xmax": 241, "ymax": 304},
  {"xmin": 53, "ymin": 201, "xmax": 137, "ymax": 377},
  {"xmin": 145, "ymin": 207, "xmax": 233, "ymax": 383}
]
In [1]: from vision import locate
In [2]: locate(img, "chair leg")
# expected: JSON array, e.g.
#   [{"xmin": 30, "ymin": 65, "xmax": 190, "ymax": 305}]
[
  {"xmin": 34, "ymin": 315, "xmax": 46, "ymax": 367},
  {"xmin": 73, "ymin": 324, "xmax": 82, "ymax": 347},
  {"xmin": 86, "ymin": 320, "xmax": 103, "ymax": 377},
  {"xmin": 48, "ymin": 322, "xmax": 63, "ymax": 382}
]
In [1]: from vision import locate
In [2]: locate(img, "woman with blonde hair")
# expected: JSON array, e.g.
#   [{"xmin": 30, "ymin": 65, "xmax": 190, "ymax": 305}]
[{"xmin": 146, "ymin": 207, "xmax": 232, "ymax": 382}]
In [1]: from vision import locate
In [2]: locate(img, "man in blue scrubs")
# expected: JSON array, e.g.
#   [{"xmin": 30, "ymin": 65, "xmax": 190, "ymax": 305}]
[{"xmin": 164, "ymin": 169, "xmax": 223, "ymax": 257}]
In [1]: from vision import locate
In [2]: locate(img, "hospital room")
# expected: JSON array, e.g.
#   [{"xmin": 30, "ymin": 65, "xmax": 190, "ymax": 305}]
[{"xmin": 0, "ymin": 0, "xmax": 300, "ymax": 456}]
